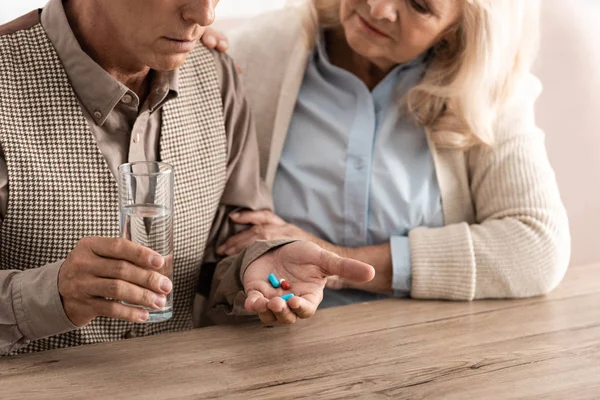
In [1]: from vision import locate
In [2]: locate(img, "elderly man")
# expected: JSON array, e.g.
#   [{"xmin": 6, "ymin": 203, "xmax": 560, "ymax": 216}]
[{"xmin": 0, "ymin": 0, "xmax": 374, "ymax": 355}]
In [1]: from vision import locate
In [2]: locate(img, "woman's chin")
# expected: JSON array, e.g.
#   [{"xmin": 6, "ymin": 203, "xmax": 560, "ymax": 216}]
[{"xmin": 345, "ymin": 32, "xmax": 386, "ymax": 62}]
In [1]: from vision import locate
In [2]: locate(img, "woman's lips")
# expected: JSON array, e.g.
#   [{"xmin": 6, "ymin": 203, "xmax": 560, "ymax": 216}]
[{"xmin": 356, "ymin": 15, "xmax": 390, "ymax": 39}]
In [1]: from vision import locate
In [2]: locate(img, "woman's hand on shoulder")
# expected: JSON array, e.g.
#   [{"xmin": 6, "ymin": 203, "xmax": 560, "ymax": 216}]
[
  {"xmin": 201, "ymin": 27, "xmax": 229, "ymax": 52},
  {"xmin": 217, "ymin": 210, "xmax": 332, "ymax": 256}
]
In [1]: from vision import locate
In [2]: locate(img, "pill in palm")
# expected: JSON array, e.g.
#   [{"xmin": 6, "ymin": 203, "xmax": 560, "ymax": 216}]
[
  {"xmin": 280, "ymin": 293, "xmax": 294, "ymax": 301},
  {"xmin": 280, "ymin": 279, "xmax": 291, "ymax": 290},
  {"xmin": 268, "ymin": 273, "xmax": 280, "ymax": 288}
]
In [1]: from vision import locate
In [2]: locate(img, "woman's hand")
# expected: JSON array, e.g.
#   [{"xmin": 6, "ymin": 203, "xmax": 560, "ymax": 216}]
[
  {"xmin": 326, "ymin": 271, "xmax": 393, "ymax": 295},
  {"xmin": 326, "ymin": 243, "xmax": 395, "ymax": 295},
  {"xmin": 200, "ymin": 27, "xmax": 229, "ymax": 52},
  {"xmin": 217, "ymin": 210, "xmax": 332, "ymax": 256}
]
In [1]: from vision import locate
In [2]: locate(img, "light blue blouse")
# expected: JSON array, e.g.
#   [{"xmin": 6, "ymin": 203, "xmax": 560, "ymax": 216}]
[{"xmin": 272, "ymin": 34, "xmax": 444, "ymax": 307}]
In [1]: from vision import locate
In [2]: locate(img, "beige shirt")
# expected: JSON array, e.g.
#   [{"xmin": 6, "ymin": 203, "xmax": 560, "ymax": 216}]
[{"xmin": 0, "ymin": 0, "xmax": 277, "ymax": 353}]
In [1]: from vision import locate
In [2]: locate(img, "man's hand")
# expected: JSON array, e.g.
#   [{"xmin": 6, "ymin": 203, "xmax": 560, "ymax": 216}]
[
  {"xmin": 217, "ymin": 210, "xmax": 332, "ymax": 256},
  {"xmin": 243, "ymin": 241, "xmax": 375, "ymax": 324},
  {"xmin": 58, "ymin": 237, "xmax": 173, "ymax": 327},
  {"xmin": 201, "ymin": 27, "xmax": 229, "ymax": 52}
]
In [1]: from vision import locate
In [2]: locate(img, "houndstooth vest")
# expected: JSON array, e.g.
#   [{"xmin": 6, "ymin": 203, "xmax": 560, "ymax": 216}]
[{"xmin": 0, "ymin": 24, "xmax": 228, "ymax": 354}]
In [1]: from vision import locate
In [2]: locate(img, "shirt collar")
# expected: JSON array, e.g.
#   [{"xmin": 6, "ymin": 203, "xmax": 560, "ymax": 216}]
[
  {"xmin": 314, "ymin": 29, "xmax": 429, "ymax": 111},
  {"xmin": 41, "ymin": 0, "xmax": 179, "ymax": 126}
]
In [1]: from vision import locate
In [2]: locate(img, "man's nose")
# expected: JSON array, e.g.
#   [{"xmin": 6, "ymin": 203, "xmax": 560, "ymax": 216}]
[{"xmin": 182, "ymin": 0, "xmax": 217, "ymax": 27}]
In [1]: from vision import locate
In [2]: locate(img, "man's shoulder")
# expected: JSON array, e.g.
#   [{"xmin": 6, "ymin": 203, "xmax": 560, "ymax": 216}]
[
  {"xmin": 186, "ymin": 45, "xmax": 237, "ymax": 93},
  {"xmin": 188, "ymin": 44, "xmax": 235, "ymax": 70},
  {"xmin": 228, "ymin": 5, "xmax": 308, "ymax": 52},
  {"xmin": 0, "ymin": 10, "xmax": 41, "ymax": 38}
]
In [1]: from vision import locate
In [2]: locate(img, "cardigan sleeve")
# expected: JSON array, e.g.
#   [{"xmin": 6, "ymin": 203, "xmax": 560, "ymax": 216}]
[{"xmin": 409, "ymin": 74, "xmax": 571, "ymax": 300}]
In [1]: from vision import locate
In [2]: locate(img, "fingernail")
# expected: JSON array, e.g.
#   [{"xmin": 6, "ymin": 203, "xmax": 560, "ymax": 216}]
[
  {"xmin": 217, "ymin": 245, "xmax": 226, "ymax": 254},
  {"xmin": 218, "ymin": 40, "xmax": 228, "ymax": 50},
  {"xmin": 230, "ymin": 212, "xmax": 239, "ymax": 219},
  {"xmin": 205, "ymin": 36, "xmax": 217, "ymax": 46},
  {"xmin": 160, "ymin": 278, "xmax": 172, "ymax": 293},
  {"xmin": 154, "ymin": 294, "xmax": 166, "ymax": 309},
  {"xmin": 150, "ymin": 255, "xmax": 164, "ymax": 268},
  {"xmin": 138, "ymin": 310, "xmax": 149, "ymax": 322}
]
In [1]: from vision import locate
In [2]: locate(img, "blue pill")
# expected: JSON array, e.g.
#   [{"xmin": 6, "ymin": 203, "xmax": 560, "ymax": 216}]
[
  {"xmin": 268, "ymin": 273, "xmax": 280, "ymax": 288},
  {"xmin": 280, "ymin": 293, "xmax": 294, "ymax": 301}
]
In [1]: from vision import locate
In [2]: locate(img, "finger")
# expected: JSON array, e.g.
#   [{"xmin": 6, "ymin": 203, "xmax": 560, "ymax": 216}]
[
  {"xmin": 317, "ymin": 249, "xmax": 375, "ymax": 283},
  {"xmin": 325, "ymin": 276, "xmax": 346, "ymax": 291},
  {"xmin": 91, "ymin": 298, "xmax": 150, "ymax": 323},
  {"xmin": 230, "ymin": 210, "xmax": 285, "ymax": 226},
  {"xmin": 92, "ymin": 259, "xmax": 172, "ymax": 295},
  {"xmin": 201, "ymin": 27, "xmax": 229, "ymax": 48},
  {"xmin": 217, "ymin": 227, "xmax": 265, "ymax": 256},
  {"xmin": 255, "ymin": 298, "xmax": 277, "ymax": 324},
  {"xmin": 85, "ymin": 237, "xmax": 164, "ymax": 270},
  {"xmin": 287, "ymin": 295, "xmax": 318, "ymax": 319},
  {"xmin": 88, "ymin": 278, "xmax": 167, "ymax": 310},
  {"xmin": 258, "ymin": 311, "xmax": 277, "ymax": 324},
  {"xmin": 216, "ymin": 40, "xmax": 229, "ymax": 52},
  {"xmin": 268, "ymin": 297, "xmax": 297, "ymax": 324},
  {"xmin": 201, "ymin": 34, "xmax": 217, "ymax": 48},
  {"xmin": 245, "ymin": 289, "xmax": 265, "ymax": 313},
  {"xmin": 245, "ymin": 291, "xmax": 277, "ymax": 323}
]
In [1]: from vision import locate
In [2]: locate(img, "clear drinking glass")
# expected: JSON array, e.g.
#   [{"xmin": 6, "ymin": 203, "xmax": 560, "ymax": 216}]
[{"xmin": 118, "ymin": 161, "xmax": 174, "ymax": 323}]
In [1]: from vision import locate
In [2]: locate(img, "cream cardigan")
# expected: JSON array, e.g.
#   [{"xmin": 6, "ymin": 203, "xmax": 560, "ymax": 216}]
[{"xmin": 227, "ymin": 3, "xmax": 571, "ymax": 300}]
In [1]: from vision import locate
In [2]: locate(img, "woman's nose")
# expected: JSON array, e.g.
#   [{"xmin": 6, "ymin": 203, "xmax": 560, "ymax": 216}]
[{"xmin": 367, "ymin": 0, "xmax": 399, "ymax": 22}]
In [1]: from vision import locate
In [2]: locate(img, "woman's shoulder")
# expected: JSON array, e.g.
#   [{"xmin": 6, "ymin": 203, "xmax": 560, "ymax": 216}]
[
  {"xmin": 506, "ymin": 73, "xmax": 543, "ymax": 109},
  {"xmin": 491, "ymin": 73, "xmax": 544, "ymax": 141}
]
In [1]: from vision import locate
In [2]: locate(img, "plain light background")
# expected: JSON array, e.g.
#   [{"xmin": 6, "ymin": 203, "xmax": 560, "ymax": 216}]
[{"xmin": 0, "ymin": 0, "xmax": 287, "ymax": 25}]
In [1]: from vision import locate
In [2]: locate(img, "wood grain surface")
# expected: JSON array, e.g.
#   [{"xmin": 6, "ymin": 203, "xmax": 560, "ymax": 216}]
[{"xmin": 2, "ymin": 263, "xmax": 599, "ymax": 399}]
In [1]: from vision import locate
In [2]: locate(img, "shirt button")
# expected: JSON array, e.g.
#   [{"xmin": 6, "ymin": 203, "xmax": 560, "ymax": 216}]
[
  {"xmin": 155, "ymin": 86, "xmax": 167, "ymax": 95},
  {"xmin": 133, "ymin": 132, "xmax": 141, "ymax": 144},
  {"xmin": 122, "ymin": 94, "xmax": 133, "ymax": 104},
  {"xmin": 354, "ymin": 158, "xmax": 365, "ymax": 170},
  {"xmin": 93, "ymin": 110, "xmax": 102, "ymax": 119}
]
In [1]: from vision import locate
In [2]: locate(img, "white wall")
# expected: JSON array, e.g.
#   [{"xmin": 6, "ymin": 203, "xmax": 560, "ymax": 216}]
[{"xmin": 0, "ymin": 0, "xmax": 286, "ymax": 25}]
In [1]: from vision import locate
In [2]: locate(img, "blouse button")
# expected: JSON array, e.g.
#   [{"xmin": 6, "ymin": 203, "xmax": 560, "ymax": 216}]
[{"xmin": 353, "ymin": 158, "xmax": 365, "ymax": 170}]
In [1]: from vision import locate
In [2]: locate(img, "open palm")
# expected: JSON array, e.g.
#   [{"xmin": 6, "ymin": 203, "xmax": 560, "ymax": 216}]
[{"xmin": 243, "ymin": 241, "xmax": 375, "ymax": 324}]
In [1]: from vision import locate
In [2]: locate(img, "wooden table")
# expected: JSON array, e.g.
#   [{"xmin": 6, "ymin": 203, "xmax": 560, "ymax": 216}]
[{"xmin": 2, "ymin": 263, "xmax": 600, "ymax": 399}]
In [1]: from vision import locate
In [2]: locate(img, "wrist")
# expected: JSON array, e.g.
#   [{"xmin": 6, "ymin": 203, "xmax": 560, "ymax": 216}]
[
  {"xmin": 337, "ymin": 245, "xmax": 354, "ymax": 259},
  {"xmin": 320, "ymin": 241, "xmax": 349, "ymax": 258}
]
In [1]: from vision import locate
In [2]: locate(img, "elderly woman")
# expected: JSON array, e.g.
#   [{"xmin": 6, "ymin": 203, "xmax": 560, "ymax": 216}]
[{"xmin": 205, "ymin": 0, "xmax": 570, "ymax": 318}]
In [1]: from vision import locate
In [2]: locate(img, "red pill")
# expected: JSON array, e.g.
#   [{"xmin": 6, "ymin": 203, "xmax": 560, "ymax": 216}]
[{"xmin": 280, "ymin": 279, "xmax": 291, "ymax": 290}]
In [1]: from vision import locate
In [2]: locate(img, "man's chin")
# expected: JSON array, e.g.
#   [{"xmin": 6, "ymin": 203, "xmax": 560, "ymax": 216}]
[{"xmin": 150, "ymin": 54, "xmax": 190, "ymax": 72}]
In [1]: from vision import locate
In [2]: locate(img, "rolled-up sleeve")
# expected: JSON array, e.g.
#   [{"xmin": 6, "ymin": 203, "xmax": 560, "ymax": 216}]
[
  {"xmin": 199, "ymin": 50, "xmax": 283, "ymax": 325},
  {"xmin": 1, "ymin": 144, "xmax": 78, "ymax": 355},
  {"xmin": 0, "ymin": 260, "xmax": 78, "ymax": 355}
]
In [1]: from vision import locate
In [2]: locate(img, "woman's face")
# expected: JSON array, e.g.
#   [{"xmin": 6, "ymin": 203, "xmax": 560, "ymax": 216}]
[{"xmin": 339, "ymin": 0, "xmax": 462, "ymax": 69}]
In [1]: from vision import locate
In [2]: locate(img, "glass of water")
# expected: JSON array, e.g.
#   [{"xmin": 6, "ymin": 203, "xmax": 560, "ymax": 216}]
[{"xmin": 118, "ymin": 161, "xmax": 174, "ymax": 323}]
